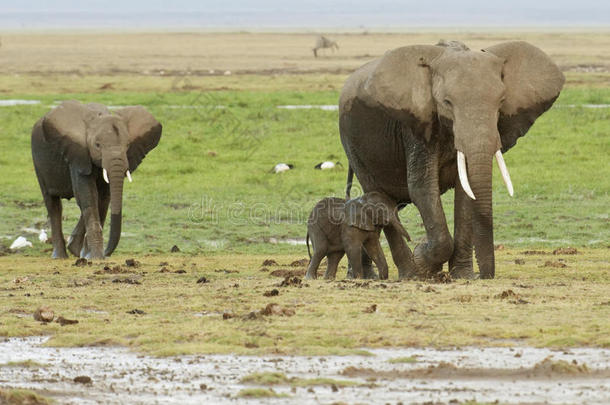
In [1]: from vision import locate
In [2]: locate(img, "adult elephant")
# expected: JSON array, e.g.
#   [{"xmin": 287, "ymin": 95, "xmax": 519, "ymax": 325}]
[
  {"xmin": 31, "ymin": 100, "xmax": 162, "ymax": 259},
  {"xmin": 339, "ymin": 41, "xmax": 564, "ymax": 279}
]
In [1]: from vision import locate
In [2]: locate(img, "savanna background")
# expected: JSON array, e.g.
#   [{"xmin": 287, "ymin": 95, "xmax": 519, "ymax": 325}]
[{"xmin": 0, "ymin": 2, "xmax": 608, "ymax": 403}]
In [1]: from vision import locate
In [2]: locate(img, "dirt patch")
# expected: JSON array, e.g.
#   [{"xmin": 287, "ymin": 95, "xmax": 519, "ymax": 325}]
[
  {"xmin": 94, "ymin": 265, "xmax": 134, "ymax": 274},
  {"xmin": 363, "ymin": 304, "xmax": 377, "ymax": 313},
  {"xmin": 262, "ymin": 259, "xmax": 279, "ymax": 266},
  {"xmin": 522, "ymin": 250, "xmax": 548, "ymax": 255},
  {"xmin": 263, "ymin": 289, "xmax": 279, "ymax": 297},
  {"xmin": 73, "ymin": 258, "xmax": 91, "ymax": 267},
  {"xmin": 260, "ymin": 303, "xmax": 295, "ymax": 317},
  {"xmin": 553, "ymin": 247, "xmax": 579, "ymax": 255},
  {"xmin": 341, "ymin": 357, "xmax": 605, "ymax": 380},
  {"xmin": 112, "ymin": 276, "xmax": 141, "ymax": 285},
  {"xmin": 515, "ymin": 258, "xmax": 525, "ymax": 265},
  {"xmin": 269, "ymin": 269, "xmax": 305, "ymax": 278},
  {"xmin": 124, "ymin": 259, "xmax": 140, "ymax": 268},
  {"xmin": 33, "ymin": 307, "xmax": 54, "ymax": 323},
  {"xmin": 541, "ymin": 261, "xmax": 568, "ymax": 268},
  {"xmin": 73, "ymin": 375, "xmax": 92, "ymax": 384},
  {"xmin": 290, "ymin": 258, "xmax": 309, "ymax": 267},
  {"xmin": 56, "ymin": 316, "xmax": 79, "ymax": 326},
  {"xmin": 278, "ymin": 276, "xmax": 305, "ymax": 287},
  {"xmin": 170, "ymin": 245, "xmax": 180, "ymax": 253}
]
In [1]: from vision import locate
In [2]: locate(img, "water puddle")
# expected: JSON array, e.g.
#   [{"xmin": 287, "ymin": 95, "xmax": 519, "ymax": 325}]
[
  {"xmin": 0, "ymin": 99, "xmax": 41, "ymax": 106},
  {"xmin": 1, "ymin": 337, "xmax": 609, "ymax": 404},
  {"xmin": 277, "ymin": 105, "xmax": 338, "ymax": 111}
]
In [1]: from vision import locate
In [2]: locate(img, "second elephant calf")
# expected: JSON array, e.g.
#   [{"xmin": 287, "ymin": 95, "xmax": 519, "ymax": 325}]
[{"xmin": 305, "ymin": 192, "xmax": 410, "ymax": 280}]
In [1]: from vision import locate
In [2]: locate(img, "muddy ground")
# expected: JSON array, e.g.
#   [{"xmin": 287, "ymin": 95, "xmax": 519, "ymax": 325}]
[{"xmin": 1, "ymin": 337, "xmax": 609, "ymax": 404}]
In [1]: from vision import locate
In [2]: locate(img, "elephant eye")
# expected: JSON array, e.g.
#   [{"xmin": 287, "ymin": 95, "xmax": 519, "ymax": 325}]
[
  {"xmin": 95, "ymin": 142, "xmax": 101, "ymax": 148},
  {"xmin": 443, "ymin": 99, "xmax": 452, "ymax": 107}
]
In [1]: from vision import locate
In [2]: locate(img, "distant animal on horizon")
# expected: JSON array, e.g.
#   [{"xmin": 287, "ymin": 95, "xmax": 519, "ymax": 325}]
[
  {"xmin": 313, "ymin": 35, "xmax": 339, "ymax": 57},
  {"xmin": 31, "ymin": 100, "xmax": 162, "ymax": 259},
  {"xmin": 305, "ymin": 192, "xmax": 410, "ymax": 280}
]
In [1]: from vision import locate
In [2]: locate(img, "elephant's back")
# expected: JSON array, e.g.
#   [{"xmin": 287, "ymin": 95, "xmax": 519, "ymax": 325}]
[{"xmin": 307, "ymin": 197, "xmax": 346, "ymax": 229}]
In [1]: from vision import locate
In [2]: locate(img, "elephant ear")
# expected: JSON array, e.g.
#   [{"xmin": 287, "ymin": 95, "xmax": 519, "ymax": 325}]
[
  {"xmin": 42, "ymin": 100, "xmax": 94, "ymax": 175},
  {"xmin": 345, "ymin": 198, "xmax": 376, "ymax": 232},
  {"xmin": 485, "ymin": 41, "xmax": 565, "ymax": 152},
  {"xmin": 114, "ymin": 106, "xmax": 162, "ymax": 172},
  {"xmin": 346, "ymin": 45, "xmax": 444, "ymax": 140}
]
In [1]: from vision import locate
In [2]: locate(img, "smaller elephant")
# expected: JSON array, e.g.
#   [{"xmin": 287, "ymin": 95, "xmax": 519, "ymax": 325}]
[
  {"xmin": 31, "ymin": 100, "xmax": 162, "ymax": 259},
  {"xmin": 305, "ymin": 192, "xmax": 411, "ymax": 280}
]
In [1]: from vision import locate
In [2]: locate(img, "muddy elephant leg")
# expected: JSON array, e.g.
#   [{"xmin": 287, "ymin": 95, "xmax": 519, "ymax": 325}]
[
  {"xmin": 449, "ymin": 181, "xmax": 476, "ymax": 279},
  {"xmin": 363, "ymin": 237, "xmax": 389, "ymax": 280},
  {"xmin": 346, "ymin": 249, "xmax": 377, "ymax": 279},
  {"xmin": 323, "ymin": 251, "xmax": 344, "ymax": 280},
  {"xmin": 76, "ymin": 182, "xmax": 110, "ymax": 259},
  {"xmin": 345, "ymin": 243, "xmax": 365, "ymax": 278},
  {"xmin": 70, "ymin": 171, "xmax": 104, "ymax": 260},
  {"xmin": 406, "ymin": 140, "xmax": 453, "ymax": 276},
  {"xmin": 43, "ymin": 194, "xmax": 68, "ymax": 259},
  {"xmin": 383, "ymin": 224, "xmax": 417, "ymax": 279},
  {"xmin": 67, "ymin": 216, "xmax": 85, "ymax": 257},
  {"xmin": 305, "ymin": 230, "xmax": 328, "ymax": 279}
]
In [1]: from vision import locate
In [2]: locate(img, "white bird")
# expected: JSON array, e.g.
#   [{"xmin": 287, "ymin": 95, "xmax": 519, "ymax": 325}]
[
  {"xmin": 314, "ymin": 161, "xmax": 342, "ymax": 170},
  {"xmin": 271, "ymin": 163, "xmax": 294, "ymax": 173},
  {"xmin": 10, "ymin": 236, "xmax": 32, "ymax": 250},
  {"xmin": 38, "ymin": 230, "xmax": 48, "ymax": 243}
]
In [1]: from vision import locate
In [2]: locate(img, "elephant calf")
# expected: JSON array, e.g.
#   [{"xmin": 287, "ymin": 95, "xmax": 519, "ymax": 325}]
[
  {"xmin": 31, "ymin": 100, "xmax": 162, "ymax": 259},
  {"xmin": 305, "ymin": 192, "xmax": 410, "ymax": 280}
]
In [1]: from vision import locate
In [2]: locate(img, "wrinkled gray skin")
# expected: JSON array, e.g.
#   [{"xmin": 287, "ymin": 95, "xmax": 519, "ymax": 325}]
[
  {"xmin": 305, "ymin": 192, "xmax": 410, "ymax": 280},
  {"xmin": 340, "ymin": 41, "xmax": 564, "ymax": 279},
  {"xmin": 31, "ymin": 100, "xmax": 161, "ymax": 259},
  {"xmin": 313, "ymin": 35, "xmax": 339, "ymax": 57}
]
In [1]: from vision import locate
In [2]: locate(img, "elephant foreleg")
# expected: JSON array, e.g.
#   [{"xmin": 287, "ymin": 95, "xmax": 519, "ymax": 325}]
[
  {"xmin": 363, "ymin": 237, "xmax": 388, "ymax": 280},
  {"xmin": 406, "ymin": 139, "xmax": 453, "ymax": 276},
  {"xmin": 449, "ymin": 180, "xmax": 475, "ymax": 279},
  {"xmin": 70, "ymin": 170, "xmax": 104, "ymax": 260}
]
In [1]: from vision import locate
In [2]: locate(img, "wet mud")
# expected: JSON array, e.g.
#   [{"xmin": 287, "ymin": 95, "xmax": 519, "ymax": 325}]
[{"xmin": 1, "ymin": 337, "xmax": 609, "ymax": 404}]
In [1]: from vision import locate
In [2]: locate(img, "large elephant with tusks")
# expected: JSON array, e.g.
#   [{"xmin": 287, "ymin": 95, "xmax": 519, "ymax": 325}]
[{"xmin": 340, "ymin": 41, "xmax": 564, "ymax": 279}]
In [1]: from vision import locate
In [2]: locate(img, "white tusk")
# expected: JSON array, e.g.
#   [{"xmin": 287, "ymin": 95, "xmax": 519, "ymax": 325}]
[
  {"xmin": 103, "ymin": 169, "xmax": 109, "ymax": 184},
  {"xmin": 495, "ymin": 150, "xmax": 514, "ymax": 197},
  {"xmin": 457, "ymin": 151, "xmax": 476, "ymax": 200},
  {"xmin": 126, "ymin": 170, "xmax": 132, "ymax": 183}
]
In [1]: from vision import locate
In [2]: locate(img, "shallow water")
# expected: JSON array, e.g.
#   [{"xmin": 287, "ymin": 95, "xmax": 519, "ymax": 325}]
[
  {"xmin": 0, "ymin": 99, "xmax": 41, "ymax": 106},
  {"xmin": 1, "ymin": 337, "xmax": 609, "ymax": 404}
]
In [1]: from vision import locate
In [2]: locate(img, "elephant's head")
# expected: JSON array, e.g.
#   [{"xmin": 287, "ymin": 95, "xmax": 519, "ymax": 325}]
[
  {"xmin": 42, "ymin": 100, "xmax": 162, "ymax": 256},
  {"xmin": 346, "ymin": 191, "xmax": 411, "ymax": 241},
  {"xmin": 357, "ymin": 41, "xmax": 564, "ymax": 277}
]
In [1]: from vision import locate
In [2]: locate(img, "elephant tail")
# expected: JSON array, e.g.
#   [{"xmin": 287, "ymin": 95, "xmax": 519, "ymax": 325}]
[
  {"xmin": 306, "ymin": 231, "xmax": 312, "ymax": 259},
  {"xmin": 345, "ymin": 165, "xmax": 354, "ymax": 200}
]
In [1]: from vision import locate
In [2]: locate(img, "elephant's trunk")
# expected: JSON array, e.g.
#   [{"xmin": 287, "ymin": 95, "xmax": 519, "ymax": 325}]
[
  {"xmin": 104, "ymin": 157, "xmax": 126, "ymax": 257},
  {"xmin": 465, "ymin": 152, "xmax": 495, "ymax": 279}
]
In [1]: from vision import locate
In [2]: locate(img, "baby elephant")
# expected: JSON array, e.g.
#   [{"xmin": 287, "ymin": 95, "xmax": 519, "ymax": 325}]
[{"xmin": 305, "ymin": 192, "xmax": 410, "ymax": 280}]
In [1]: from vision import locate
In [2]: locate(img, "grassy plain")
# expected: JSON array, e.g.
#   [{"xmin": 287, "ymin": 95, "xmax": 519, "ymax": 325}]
[{"xmin": 0, "ymin": 31, "xmax": 608, "ymax": 354}]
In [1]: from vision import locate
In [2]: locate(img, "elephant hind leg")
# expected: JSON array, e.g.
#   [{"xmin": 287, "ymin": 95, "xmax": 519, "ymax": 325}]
[
  {"xmin": 323, "ymin": 251, "xmax": 344, "ymax": 280},
  {"xmin": 43, "ymin": 194, "xmax": 67, "ymax": 259}
]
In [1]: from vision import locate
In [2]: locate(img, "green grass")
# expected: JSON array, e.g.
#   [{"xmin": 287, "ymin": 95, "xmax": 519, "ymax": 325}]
[
  {"xmin": 388, "ymin": 356, "xmax": 418, "ymax": 364},
  {"xmin": 0, "ymin": 388, "xmax": 53, "ymax": 405},
  {"xmin": 0, "ymin": 86, "xmax": 608, "ymax": 256},
  {"xmin": 236, "ymin": 388, "xmax": 289, "ymax": 398}
]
